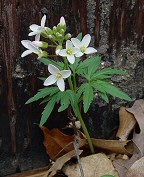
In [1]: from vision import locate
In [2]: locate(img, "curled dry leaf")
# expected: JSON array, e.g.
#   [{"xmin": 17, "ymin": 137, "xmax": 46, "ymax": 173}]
[
  {"xmin": 41, "ymin": 126, "xmax": 74, "ymax": 160},
  {"xmin": 126, "ymin": 156, "xmax": 144, "ymax": 177},
  {"xmin": 41, "ymin": 127, "xmax": 86, "ymax": 160},
  {"xmin": 126, "ymin": 99, "xmax": 144, "ymax": 156},
  {"xmin": 113, "ymin": 99, "xmax": 144, "ymax": 177},
  {"xmin": 116, "ymin": 106, "xmax": 136, "ymax": 141},
  {"xmin": 43, "ymin": 150, "xmax": 83, "ymax": 177},
  {"xmin": 92, "ymin": 139, "xmax": 133, "ymax": 156}
]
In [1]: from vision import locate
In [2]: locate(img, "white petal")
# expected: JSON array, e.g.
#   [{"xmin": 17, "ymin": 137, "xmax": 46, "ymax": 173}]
[
  {"xmin": 29, "ymin": 24, "xmax": 40, "ymax": 31},
  {"xmin": 21, "ymin": 50, "xmax": 32, "ymax": 57},
  {"xmin": 71, "ymin": 38, "xmax": 81, "ymax": 48},
  {"xmin": 60, "ymin": 16, "xmax": 65, "ymax": 26},
  {"xmin": 75, "ymin": 51, "xmax": 83, "ymax": 57},
  {"xmin": 28, "ymin": 43, "xmax": 40, "ymax": 53},
  {"xmin": 35, "ymin": 34, "xmax": 40, "ymax": 41},
  {"xmin": 66, "ymin": 40, "xmax": 72, "ymax": 49},
  {"xmin": 32, "ymin": 41, "xmax": 42, "ymax": 47},
  {"xmin": 21, "ymin": 40, "xmax": 31, "ymax": 49},
  {"xmin": 73, "ymin": 48, "xmax": 80, "ymax": 54},
  {"xmin": 48, "ymin": 64, "xmax": 60, "ymax": 75},
  {"xmin": 82, "ymin": 34, "xmax": 91, "ymax": 47},
  {"xmin": 67, "ymin": 55, "xmax": 75, "ymax": 64},
  {"xmin": 28, "ymin": 31, "xmax": 39, "ymax": 36},
  {"xmin": 58, "ymin": 49, "xmax": 67, "ymax": 57},
  {"xmin": 44, "ymin": 75, "xmax": 57, "ymax": 86},
  {"xmin": 60, "ymin": 70, "xmax": 71, "ymax": 78},
  {"xmin": 41, "ymin": 15, "xmax": 46, "ymax": 27},
  {"xmin": 56, "ymin": 49, "xmax": 60, "ymax": 55},
  {"xmin": 85, "ymin": 47, "xmax": 97, "ymax": 54},
  {"xmin": 57, "ymin": 78, "xmax": 65, "ymax": 91}
]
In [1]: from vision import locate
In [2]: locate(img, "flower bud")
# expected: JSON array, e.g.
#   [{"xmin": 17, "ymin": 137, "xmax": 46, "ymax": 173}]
[
  {"xmin": 55, "ymin": 45, "xmax": 62, "ymax": 55},
  {"xmin": 32, "ymin": 41, "xmax": 48, "ymax": 48},
  {"xmin": 41, "ymin": 51, "xmax": 48, "ymax": 58},
  {"xmin": 53, "ymin": 26, "xmax": 57, "ymax": 33},
  {"xmin": 56, "ymin": 32, "xmax": 62, "ymax": 38},
  {"xmin": 45, "ymin": 28, "xmax": 53, "ymax": 35},
  {"xmin": 65, "ymin": 33, "xmax": 71, "ymax": 40}
]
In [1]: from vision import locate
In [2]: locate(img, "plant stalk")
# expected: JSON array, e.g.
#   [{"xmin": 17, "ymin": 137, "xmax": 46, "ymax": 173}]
[
  {"xmin": 64, "ymin": 57, "xmax": 95, "ymax": 154},
  {"xmin": 77, "ymin": 109, "xmax": 95, "ymax": 154}
]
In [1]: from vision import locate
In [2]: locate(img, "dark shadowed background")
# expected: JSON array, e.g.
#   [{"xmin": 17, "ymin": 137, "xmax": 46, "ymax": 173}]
[{"xmin": 0, "ymin": 0, "xmax": 144, "ymax": 176}]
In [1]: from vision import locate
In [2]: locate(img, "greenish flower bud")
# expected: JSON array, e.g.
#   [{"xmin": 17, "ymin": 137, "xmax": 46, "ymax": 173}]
[
  {"xmin": 41, "ymin": 31, "xmax": 49, "ymax": 38},
  {"xmin": 56, "ymin": 32, "xmax": 62, "ymax": 38},
  {"xmin": 41, "ymin": 51, "xmax": 48, "ymax": 58},
  {"xmin": 45, "ymin": 28, "xmax": 53, "ymax": 35},
  {"xmin": 65, "ymin": 33, "xmax": 71, "ymax": 40},
  {"xmin": 53, "ymin": 26, "xmax": 57, "ymax": 33},
  {"xmin": 55, "ymin": 45, "xmax": 62, "ymax": 55},
  {"xmin": 41, "ymin": 42, "xmax": 48, "ymax": 48},
  {"xmin": 60, "ymin": 29, "xmax": 65, "ymax": 35}
]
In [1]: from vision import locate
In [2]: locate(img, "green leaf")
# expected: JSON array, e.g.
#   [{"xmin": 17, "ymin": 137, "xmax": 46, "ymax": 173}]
[
  {"xmin": 87, "ymin": 57, "xmax": 101, "ymax": 77},
  {"xmin": 77, "ymin": 83, "xmax": 88, "ymax": 100},
  {"xmin": 57, "ymin": 92, "xmax": 70, "ymax": 112},
  {"xmin": 76, "ymin": 32, "xmax": 82, "ymax": 41},
  {"xmin": 69, "ymin": 57, "xmax": 80, "ymax": 72},
  {"xmin": 40, "ymin": 58, "xmax": 64, "ymax": 70},
  {"xmin": 95, "ymin": 68, "xmax": 127, "ymax": 76},
  {"xmin": 83, "ymin": 83, "xmax": 94, "ymax": 113},
  {"xmin": 91, "ymin": 74, "xmax": 112, "ymax": 80},
  {"xmin": 25, "ymin": 87, "xmax": 59, "ymax": 104},
  {"xmin": 40, "ymin": 96, "xmax": 57, "ymax": 126},
  {"xmin": 93, "ymin": 80, "xmax": 132, "ymax": 101},
  {"xmin": 38, "ymin": 77, "xmax": 46, "ymax": 81},
  {"xmin": 99, "ymin": 92, "xmax": 109, "ymax": 103},
  {"xmin": 77, "ymin": 56, "xmax": 101, "ymax": 74},
  {"xmin": 66, "ymin": 90, "xmax": 79, "ymax": 116}
]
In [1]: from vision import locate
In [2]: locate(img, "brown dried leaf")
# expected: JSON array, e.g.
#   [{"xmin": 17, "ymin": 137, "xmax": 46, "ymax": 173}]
[
  {"xmin": 92, "ymin": 139, "xmax": 133, "ymax": 156},
  {"xmin": 126, "ymin": 156, "xmax": 144, "ymax": 177},
  {"xmin": 44, "ymin": 150, "xmax": 83, "ymax": 177},
  {"xmin": 126, "ymin": 99, "xmax": 144, "ymax": 155},
  {"xmin": 116, "ymin": 107, "xmax": 136, "ymax": 141},
  {"xmin": 41, "ymin": 127, "xmax": 75, "ymax": 160},
  {"xmin": 113, "ymin": 99, "xmax": 144, "ymax": 177},
  {"xmin": 41, "ymin": 127, "xmax": 86, "ymax": 160}
]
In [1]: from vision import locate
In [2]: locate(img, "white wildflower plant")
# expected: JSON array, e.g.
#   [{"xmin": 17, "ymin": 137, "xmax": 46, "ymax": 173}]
[{"xmin": 23, "ymin": 15, "xmax": 132, "ymax": 154}]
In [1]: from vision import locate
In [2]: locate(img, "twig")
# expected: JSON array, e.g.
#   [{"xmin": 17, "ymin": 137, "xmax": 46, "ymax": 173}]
[{"xmin": 73, "ymin": 141, "xmax": 85, "ymax": 177}]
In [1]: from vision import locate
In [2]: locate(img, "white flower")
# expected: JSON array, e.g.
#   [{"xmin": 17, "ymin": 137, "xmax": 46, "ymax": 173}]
[
  {"xmin": 71, "ymin": 34, "xmax": 97, "ymax": 57},
  {"xmin": 59, "ymin": 16, "xmax": 66, "ymax": 26},
  {"xmin": 58, "ymin": 40, "xmax": 79, "ymax": 64},
  {"xmin": 28, "ymin": 15, "xmax": 48, "ymax": 39},
  {"xmin": 44, "ymin": 64, "xmax": 71, "ymax": 91},
  {"xmin": 21, "ymin": 40, "xmax": 47, "ymax": 59}
]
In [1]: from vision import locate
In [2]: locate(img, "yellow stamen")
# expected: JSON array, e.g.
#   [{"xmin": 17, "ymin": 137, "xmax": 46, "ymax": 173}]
[
  {"xmin": 66, "ymin": 48, "xmax": 73, "ymax": 55},
  {"xmin": 56, "ymin": 73, "xmax": 62, "ymax": 78},
  {"xmin": 80, "ymin": 46, "xmax": 86, "ymax": 53}
]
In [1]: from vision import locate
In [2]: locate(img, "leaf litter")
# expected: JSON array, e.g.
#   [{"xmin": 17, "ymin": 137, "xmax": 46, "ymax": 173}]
[{"xmin": 38, "ymin": 99, "xmax": 144, "ymax": 177}]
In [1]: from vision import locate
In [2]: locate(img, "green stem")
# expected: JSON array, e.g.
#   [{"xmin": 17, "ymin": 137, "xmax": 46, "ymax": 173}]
[
  {"xmin": 63, "ymin": 57, "xmax": 95, "ymax": 154},
  {"xmin": 73, "ymin": 72, "xmax": 77, "ymax": 92},
  {"xmin": 49, "ymin": 45, "xmax": 57, "ymax": 48},
  {"xmin": 77, "ymin": 109, "xmax": 95, "ymax": 154}
]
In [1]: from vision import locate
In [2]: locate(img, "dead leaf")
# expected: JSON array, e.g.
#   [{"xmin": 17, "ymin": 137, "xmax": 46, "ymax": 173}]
[
  {"xmin": 41, "ymin": 127, "xmax": 75, "ymax": 160},
  {"xmin": 113, "ymin": 99, "xmax": 144, "ymax": 177},
  {"xmin": 116, "ymin": 107, "xmax": 136, "ymax": 141},
  {"xmin": 44, "ymin": 150, "xmax": 83, "ymax": 177},
  {"xmin": 92, "ymin": 139, "xmax": 133, "ymax": 156},
  {"xmin": 126, "ymin": 99, "xmax": 144, "ymax": 156},
  {"xmin": 126, "ymin": 156, "xmax": 144, "ymax": 177},
  {"xmin": 63, "ymin": 153, "xmax": 119, "ymax": 177},
  {"xmin": 41, "ymin": 127, "xmax": 86, "ymax": 160}
]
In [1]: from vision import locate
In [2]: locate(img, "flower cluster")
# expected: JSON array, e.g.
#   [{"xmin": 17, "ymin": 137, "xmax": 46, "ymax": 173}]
[{"xmin": 21, "ymin": 15, "xmax": 97, "ymax": 91}]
